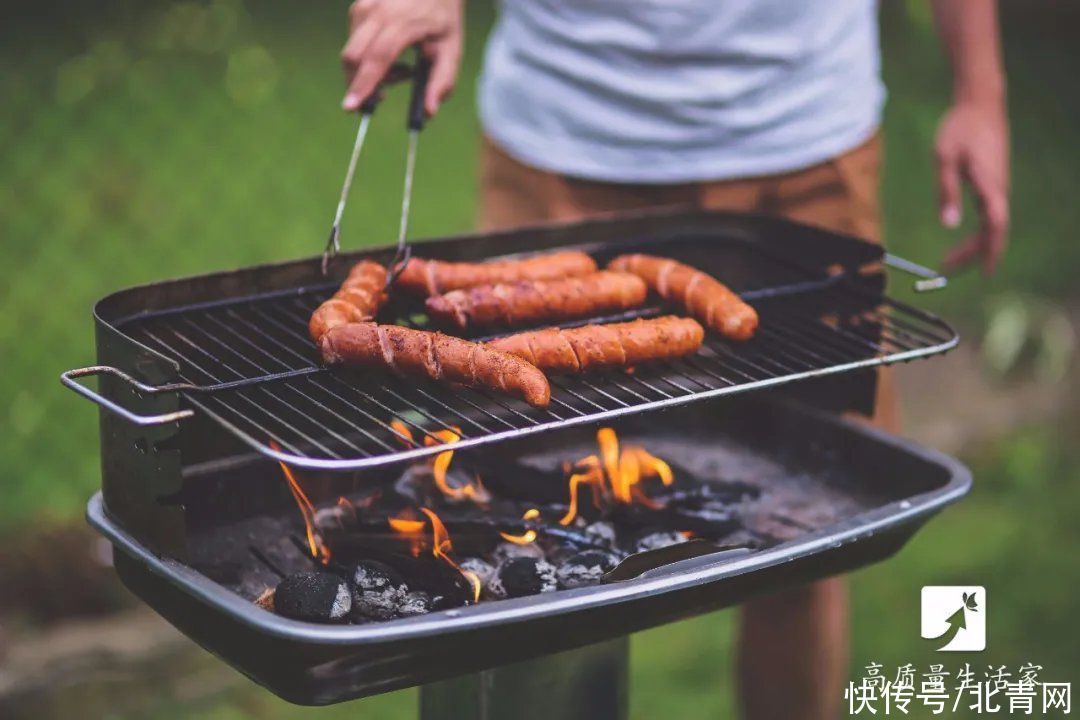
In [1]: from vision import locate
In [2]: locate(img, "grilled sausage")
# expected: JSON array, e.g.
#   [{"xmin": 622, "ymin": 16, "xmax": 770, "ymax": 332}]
[
  {"xmin": 396, "ymin": 251, "xmax": 598, "ymax": 296},
  {"xmin": 425, "ymin": 271, "xmax": 648, "ymax": 331},
  {"xmin": 607, "ymin": 254, "xmax": 758, "ymax": 340},
  {"xmin": 320, "ymin": 323, "xmax": 551, "ymax": 408},
  {"xmin": 309, "ymin": 260, "xmax": 388, "ymax": 342},
  {"xmin": 487, "ymin": 316, "xmax": 704, "ymax": 373}
]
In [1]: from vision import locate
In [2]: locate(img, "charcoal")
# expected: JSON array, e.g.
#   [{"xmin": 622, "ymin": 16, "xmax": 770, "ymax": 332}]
[
  {"xmin": 351, "ymin": 560, "xmax": 409, "ymax": 620},
  {"xmin": 397, "ymin": 591, "xmax": 434, "ymax": 617},
  {"xmin": 633, "ymin": 530, "xmax": 688, "ymax": 554},
  {"xmin": 492, "ymin": 541, "xmax": 545, "ymax": 565},
  {"xmin": 459, "ymin": 557, "xmax": 496, "ymax": 587},
  {"xmin": 487, "ymin": 557, "xmax": 557, "ymax": 599},
  {"xmin": 556, "ymin": 551, "xmax": 620, "ymax": 589},
  {"xmin": 583, "ymin": 522, "xmax": 617, "ymax": 547},
  {"xmin": 274, "ymin": 572, "xmax": 351, "ymax": 623}
]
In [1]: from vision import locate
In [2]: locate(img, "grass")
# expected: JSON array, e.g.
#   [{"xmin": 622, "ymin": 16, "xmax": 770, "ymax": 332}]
[{"xmin": 2, "ymin": 1, "xmax": 1078, "ymax": 718}]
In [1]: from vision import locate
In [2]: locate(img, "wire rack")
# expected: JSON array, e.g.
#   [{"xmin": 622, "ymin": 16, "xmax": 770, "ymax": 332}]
[{"xmin": 113, "ymin": 260, "xmax": 957, "ymax": 470}]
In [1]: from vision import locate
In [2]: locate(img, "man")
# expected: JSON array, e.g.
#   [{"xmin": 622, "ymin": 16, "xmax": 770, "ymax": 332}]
[{"xmin": 341, "ymin": 1, "xmax": 1009, "ymax": 717}]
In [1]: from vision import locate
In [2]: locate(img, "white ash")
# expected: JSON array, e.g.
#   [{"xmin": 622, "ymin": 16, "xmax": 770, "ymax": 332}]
[
  {"xmin": 584, "ymin": 522, "xmax": 617, "ymax": 547},
  {"xmin": 354, "ymin": 586, "xmax": 407, "ymax": 620},
  {"xmin": 330, "ymin": 583, "xmax": 352, "ymax": 620},
  {"xmin": 556, "ymin": 551, "xmax": 620, "ymax": 589},
  {"xmin": 492, "ymin": 541, "xmax": 545, "ymax": 565},
  {"xmin": 352, "ymin": 562, "xmax": 409, "ymax": 621},
  {"xmin": 397, "ymin": 591, "xmax": 434, "ymax": 617},
  {"xmin": 634, "ymin": 530, "xmax": 688, "ymax": 553},
  {"xmin": 459, "ymin": 557, "xmax": 496, "ymax": 587}
]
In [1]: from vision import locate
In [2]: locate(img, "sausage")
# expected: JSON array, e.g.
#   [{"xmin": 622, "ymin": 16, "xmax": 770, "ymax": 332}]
[
  {"xmin": 607, "ymin": 254, "xmax": 758, "ymax": 340},
  {"xmin": 487, "ymin": 316, "xmax": 704, "ymax": 373},
  {"xmin": 425, "ymin": 271, "xmax": 648, "ymax": 331},
  {"xmin": 320, "ymin": 323, "xmax": 551, "ymax": 408},
  {"xmin": 309, "ymin": 260, "xmax": 388, "ymax": 342},
  {"xmin": 396, "ymin": 251, "xmax": 598, "ymax": 296}
]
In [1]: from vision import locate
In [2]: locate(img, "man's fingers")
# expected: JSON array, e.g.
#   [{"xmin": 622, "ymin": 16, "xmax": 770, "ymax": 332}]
[
  {"xmin": 979, "ymin": 198, "xmax": 1009, "ymax": 275},
  {"xmin": 424, "ymin": 38, "xmax": 462, "ymax": 116},
  {"xmin": 936, "ymin": 146, "xmax": 963, "ymax": 229},
  {"xmin": 942, "ymin": 234, "xmax": 983, "ymax": 273},
  {"xmin": 343, "ymin": 30, "xmax": 408, "ymax": 111},
  {"xmin": 970, "ymin": 171, "xmax": 1010, "ymax": 276}
]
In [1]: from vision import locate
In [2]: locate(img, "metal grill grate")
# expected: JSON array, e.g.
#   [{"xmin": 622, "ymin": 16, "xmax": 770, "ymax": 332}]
[{"xmin": 117, "ymin": 267, "xmax": 957, "ymax": 470}]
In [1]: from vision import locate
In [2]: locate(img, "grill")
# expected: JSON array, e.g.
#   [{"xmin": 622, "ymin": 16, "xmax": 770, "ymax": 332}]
[
  {"xmin": 65, "ymin": 211, "xmax": 955, "ymax": 471},
  {"xmin": 66, "ymin": 210, "xmax": 970, "ymax": 711}
]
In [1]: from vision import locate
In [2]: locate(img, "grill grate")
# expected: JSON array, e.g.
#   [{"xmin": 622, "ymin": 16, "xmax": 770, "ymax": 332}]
[{"xmin": 118, "ymin": 261, "xmax": 957, "ymax": 470}]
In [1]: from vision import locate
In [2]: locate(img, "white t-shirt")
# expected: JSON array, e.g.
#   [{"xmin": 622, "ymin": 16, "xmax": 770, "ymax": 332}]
[{"xmin": 478, "ymin": 0, "xmax": 884, "ymax": 183}]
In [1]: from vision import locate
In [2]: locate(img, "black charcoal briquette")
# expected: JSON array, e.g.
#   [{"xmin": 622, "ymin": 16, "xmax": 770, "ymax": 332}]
[
  {"xmin": 487, "ymin": 557, "xmax": 557, "ymax": 599},
  {"xmin": 274, "ymin": 572, "xmax": 351, "ymax": 623}
]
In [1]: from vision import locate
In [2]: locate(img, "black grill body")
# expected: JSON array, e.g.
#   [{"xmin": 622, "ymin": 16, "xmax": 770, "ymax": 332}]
[{"xmin": 88, "ymin": 396, "xmax": 969, "ymax": 705}]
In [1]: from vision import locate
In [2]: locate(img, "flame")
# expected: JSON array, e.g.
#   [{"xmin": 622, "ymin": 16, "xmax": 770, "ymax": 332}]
[
  {"xmin": 559, "ymin": 428, "xmax": 675, "ymax": 525},
  {"xmin": 500, "ymin": 509, "xmax": 540, "ymax": 544},
  {"xmin": 390, "ymin": 419, "xmax": 414, "ymax": 445},
  {"xmin": 420, "ymin": 507, "xmax": 481, "ymax": 603},
  {"xmin": 499, "ymin": 530, "xmax": 537, "ymax": 544},
  {"xmin": 559, "ymin": 456, "xmax": 605, "ymax": 526},
  {"xmin": 388, "ymin": 508, "xmax": 426, "ymax": 557},
  {"xmin": 270, "ymin": 441, "xmax": 330, "ymax": 564}
]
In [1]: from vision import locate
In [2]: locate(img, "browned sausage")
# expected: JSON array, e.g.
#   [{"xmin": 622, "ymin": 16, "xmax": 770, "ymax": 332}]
[
  {"xmin": 320, "ymin": 323, "xmax": 551, "ymax": 408},
  {"xmin": 309, "ymin": 260, "xmax": 388, "ymax": 342},
  {"xmin": 487, "ymin": 316, "xmax": 704, "ymax": 373},
  {"xmin": 425, "ymin": 271, "xmax": 647, "ymax": 331},
  {"xmin": 396, "ymin": 251, "xmax": 598, "ymax": 296},
  {"xmin": 607, "ymin": 254, "xmax": 758, "ymax": 340}
]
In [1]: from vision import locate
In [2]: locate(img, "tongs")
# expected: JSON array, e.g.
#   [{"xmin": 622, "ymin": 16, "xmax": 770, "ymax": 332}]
[{"xmin": 321, "ymin": 47, "xmax": 432, "ymax": 291}]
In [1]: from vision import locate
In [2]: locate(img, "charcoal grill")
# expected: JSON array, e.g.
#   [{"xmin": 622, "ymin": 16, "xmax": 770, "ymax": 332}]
[{"xmin": 65, "ymin": 210, "xmax": 969, "ymax": 710}]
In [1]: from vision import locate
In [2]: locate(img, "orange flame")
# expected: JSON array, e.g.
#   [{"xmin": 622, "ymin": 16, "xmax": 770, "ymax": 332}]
[
  {"xmin": 388, "ymin": 508, "xmax": 426, "ymax": 557},
  {"xmin": 420, "ymin": 507, "xmax": 481, "ymax": 603},
  {"xmin": 559, "ymin": 428, "xmax": 674, "ymax": 525},
  {"xmin": 500, "ymin": 509, "xmax": 541, "ymax": 545},
  {"xmin": 559, "ymin": 456, "xmax": 605, "ymax": 526},
  {"xmin": 390, "ymin": 419, "xmax": 414, "ymax": 445},
  {"xmin": 270, "ymin": 441, "xmax": 330, "ymax": 564}
]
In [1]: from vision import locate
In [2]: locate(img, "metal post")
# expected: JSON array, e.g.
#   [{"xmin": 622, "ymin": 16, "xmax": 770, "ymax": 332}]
[{"xmin": 419, "ymin": 637, "xmax": 629, "ymax": 720}]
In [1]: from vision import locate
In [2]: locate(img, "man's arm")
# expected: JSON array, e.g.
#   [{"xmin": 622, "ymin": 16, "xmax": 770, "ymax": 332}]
[{"xmin": 931, "ymin": 0, "xmax": 1010, "ymax": 275}]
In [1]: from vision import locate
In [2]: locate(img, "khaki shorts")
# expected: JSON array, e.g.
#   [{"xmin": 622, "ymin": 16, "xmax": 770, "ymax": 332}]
[{"xmin": 476, "ymin": 133, "xmax": 896, "ymax": 430}]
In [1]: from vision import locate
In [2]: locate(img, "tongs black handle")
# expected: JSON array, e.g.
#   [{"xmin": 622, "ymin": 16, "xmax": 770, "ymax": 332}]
[
  {"xmin": 407, "ymin": 50, "xmax": 432, "ymax": 131},
  {"xmin": 354, "ymin": 46, "xmax": 431, "ymax": 126}
]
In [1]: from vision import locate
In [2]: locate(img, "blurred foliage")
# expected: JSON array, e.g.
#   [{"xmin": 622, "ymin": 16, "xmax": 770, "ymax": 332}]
[{"xmin": 0, "ymin": 1, "xmax": 1078, "ymax": 718}]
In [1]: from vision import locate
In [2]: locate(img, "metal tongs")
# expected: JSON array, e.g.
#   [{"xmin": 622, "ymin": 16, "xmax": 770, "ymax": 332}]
[{"xmin": 321, "ymin": 47, "xmax": 432, "ymax": 290}]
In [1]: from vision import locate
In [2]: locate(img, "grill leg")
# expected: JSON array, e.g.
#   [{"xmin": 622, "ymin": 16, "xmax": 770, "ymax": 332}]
[{"xmin": 419, "ymin": 637, "xmax": 629, "ymax": 720}]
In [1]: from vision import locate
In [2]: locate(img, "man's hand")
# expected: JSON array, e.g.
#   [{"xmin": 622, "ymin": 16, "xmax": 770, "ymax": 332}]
[
  {"xmin": 930, "ymin": 0, "xmax": 1010, "ymax": 276},
  {"xmin": 936, "ymin": 100, "xmax": 1010, "ymax": 275},
  {"xmin": 341, "ymin": 0, "xmax": 463, "ymax": 116}
]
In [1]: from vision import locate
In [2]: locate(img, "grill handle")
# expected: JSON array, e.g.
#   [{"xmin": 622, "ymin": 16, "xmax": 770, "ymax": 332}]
[
  {"xmin": 883, "ymin": 252, "xmax": 948, "ymax": 292},
  {"xmin": 61, "ymin": 366, "xmax": 194, "ymax": 427}
]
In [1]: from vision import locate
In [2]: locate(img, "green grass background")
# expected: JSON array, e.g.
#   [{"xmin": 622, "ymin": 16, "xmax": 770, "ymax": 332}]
[{"xmin": 2, "ymin": 1, "xmax": 1078, "ymax": 717}]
